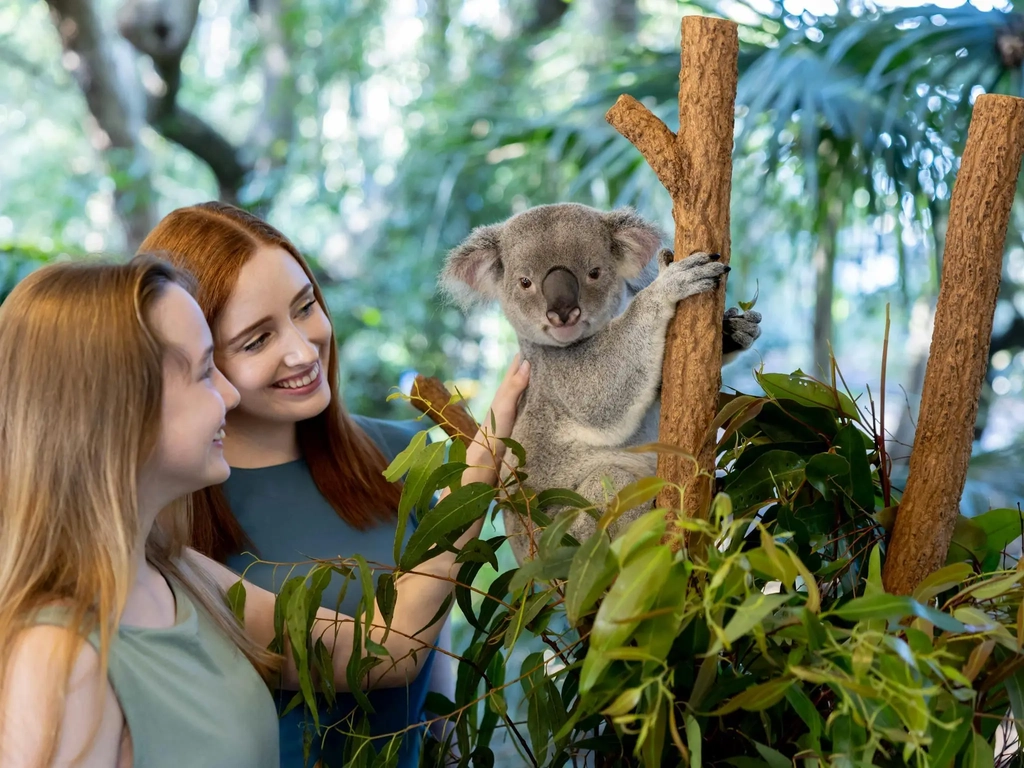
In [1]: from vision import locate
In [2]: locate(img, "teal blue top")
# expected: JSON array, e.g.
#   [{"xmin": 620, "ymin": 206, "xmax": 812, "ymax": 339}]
[{"xmin": 223, "ymin": 416, "xmax": 434, "ymax": 768}]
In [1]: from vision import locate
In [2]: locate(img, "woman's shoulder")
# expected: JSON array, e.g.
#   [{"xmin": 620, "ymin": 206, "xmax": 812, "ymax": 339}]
[
  {"xmin": 1, "ymin": 624, "xmax": 123, "ymax": 766},
  {"xmin": 350, "ymin": 414, "xmax": 430, "ymax": 463}
]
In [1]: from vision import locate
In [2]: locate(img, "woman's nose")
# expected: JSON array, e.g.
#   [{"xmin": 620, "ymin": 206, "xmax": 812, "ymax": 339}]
[{"xmin": 281, "ymin": 324, "xmax": 319, "ymax": 368}]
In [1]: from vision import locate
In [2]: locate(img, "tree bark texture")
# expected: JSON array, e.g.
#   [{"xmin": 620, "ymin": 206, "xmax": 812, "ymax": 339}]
[
  {"xmin": 47, "ymin": 0, "xmax": 157, "ymax": 250},
  {"xmin": 882, "ymin": 94, "xmax": 1024, "ymax": 596},
  {"xmin": 606, "ymin": 16, "xmax": 738, "ymax": 524},
  {"xmin": 410, "ymin": 375, "xmax": 479, "ymax": 447}
]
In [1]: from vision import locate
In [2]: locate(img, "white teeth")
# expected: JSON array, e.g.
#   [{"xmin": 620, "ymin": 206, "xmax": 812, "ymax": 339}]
[
  {"xmin": 214, "ymin": 429, "xmax": 225, "ymax": 440},
  {"xmin": 276, "ymin": 362, "xmax": 319, "ymax": 389}
]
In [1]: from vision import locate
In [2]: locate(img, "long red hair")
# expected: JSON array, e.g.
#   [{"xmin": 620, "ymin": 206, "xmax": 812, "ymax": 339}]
[{"xmin": 139, "ymin": 202, "xmax": 402, "ymax": 562}]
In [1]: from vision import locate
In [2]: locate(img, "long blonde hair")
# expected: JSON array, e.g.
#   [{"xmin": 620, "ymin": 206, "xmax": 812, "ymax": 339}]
[{"xmin": 0, "ymin": 255, "xmax": 280, "ymax": 765}]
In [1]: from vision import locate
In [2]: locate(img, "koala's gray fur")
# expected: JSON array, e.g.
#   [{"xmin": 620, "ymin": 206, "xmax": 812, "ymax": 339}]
[{"xmin": 440, "ymin": 203, "xmax": 761, "ymax": 564}]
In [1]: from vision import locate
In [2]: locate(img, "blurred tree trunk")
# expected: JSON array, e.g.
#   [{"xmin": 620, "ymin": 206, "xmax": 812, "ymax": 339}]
[
  {"xmin": 590, "ymin": 0, "xmax": 637, "ymax": 38},
  {"xmin": 526, "ymin": 0, "xmax": 570, "ymax": 34},
  {"xmin": 48, "ymin": 0, "xmax": 296, "ymax": 237},
  {"xmin": 45, "ymin": 0, "xmax": 156, "ymax": 251},
  {"xmin": 424, "ymin": 0, "xmax": 450, "ymax": 79},
  {"xmin": 812, "ymin": 198, "xmax": 842, "ymax": 379}
]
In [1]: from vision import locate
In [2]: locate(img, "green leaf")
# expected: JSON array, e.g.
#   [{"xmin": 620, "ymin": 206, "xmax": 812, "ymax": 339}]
[
  {"xmin": 455, "ymin": 537, "xmax": 499, "ymax": 570},
  {"xmin": 375, "ymin": 573, "xmax": 397, "ymax": 628},
  {"xmin": 536, "ymin": 487, "xmax": 594, "ymax": 510},
  {"xmin": 804, "ymin": 452, "xmax": 850, "ymax": 500},
  {"xmin": 313, "ymin": 637, "xmax": 336, "ymax": 707},
  {"xmin": 226, "ymin": 579, "xmax": 247, "ymax": 625},
  {"xmin": 598, "ymin": 477, "xmax": 666, "ymax": 529},
  {"xmin": 830, "ymin": 594, "xmax": 967, "ymax": 634},
  {"xmin": 351, "ymin": 554, "xmax": 376, "ymax": 633},
  {"xmin": 913, "ymin": 563, "xmax": 974, "ymax": 604},
  {"xmin": 499, "ymin": 436, "xmax": 526, "ymax": 467},
  {"xmin": 504, "ymin": 590, "xmax": 551, "ymax": 649},
  {"xmin": 382, "ymin": 429, "xmax": 429, "ymax": 482},
  {"xmin": 371, "ymin": 736, "xmax": 401, "ymax": 768},
  {"xmin": 633, "ymin": 560, "xmax": 692, "ymax": 661},
  {"xmin": 753, "ymin": 742, "xmax": 791, "ymax": 768},
  {"xmin": 602, "ymin": 686, "xmax": 643, "ymax": 717},
  {"xmin": 725, "ymin": 450, "xmax": 807, "ymax": 513},
  {"xmin": 738, "ymin": 281, "xmax": 759, "ymax": 312},
  {"xmin": 685, "ymin": 715, "xmax": 702, "ymax": 768},
  {"xmin": 412, "ymin": 592, "xmax": 453, "ymax": 638},
  {"xmin": 565, "ymin": 531, "xmax": 617, "ymax": 626},
  {"xmin": 972, "ymin": 508, "xmax": 1024, "ymax": 569},
  {"xmin": 1005, "ymin": 667, "xmax": 1024, "ymax": 753},
  {"xmin": 285, "ymin": 583, "xmax": 318, "ymax": 729},
  {"xmin": 785, "ymin": 685, "xmax": 826, "ymax": 739},
  {"xmin": 610, "ymin": 506, "xmax": 668, "ymax": 565},
  {"xmin": 581, "ymin": 545, "xmax": 673, "ymax": 693},
  {"xmin": 757, "ymin": 371, "xmax": 859, "ymax": 419},
  {"xmin": 539, "ymin": 507, "xmax": 582, "ymax": 558},
  {"xmin": 393, "ymin": 441, "xmax": 447, "ymax": 564},
  {"xmin": 834, "ymin": 424, "xmax": 874, "ymax": 510},
  {"xmin": 304, "ymin": 564, "xmax": 333, "ymax": 627},
  {"xmin": 399, "ymin": 482, "xmax": 495, "ymax": 570},
  {"xmin": 711, "ymin": 677, "xmax": 795, "ymax": 715},
  {"xmin": 947, "ymin": 515, "xmax": 989, "ymax": 565},
  {"xmin": 964, "ymin": 730, "xmax": 995, "ymax": 768},
  {"xmin": 927, "ymin": 701, "xmax": 973, "ymax": 768},
  {"xmin": 709, "ymin": 592, "xmax": 792, "ymax": 654}
]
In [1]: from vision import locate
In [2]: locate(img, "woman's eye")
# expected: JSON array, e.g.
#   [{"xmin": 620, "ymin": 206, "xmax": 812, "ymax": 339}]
[
  {"xmin": 243, "ymin": 334, "xmax": 268, "ymax": 353},
  {"xmin": 588, "ymin": 268, "xmax": 601, "ymax": 280},
  {"xmin": 298, "ymin": 300, "xmax": 316, "ymax": 316},
  {"xmin": 519, "ymin": 277, "xmax": 532, "ymax": 289}
]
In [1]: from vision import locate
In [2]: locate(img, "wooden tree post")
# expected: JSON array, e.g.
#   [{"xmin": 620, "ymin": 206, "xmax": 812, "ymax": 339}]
[
  {"xmin": 883, "ymin": 94, "xmax": 1024, "ymax": 596},
  {"xmin": 606, "ymin": 16, "xmax": 739, "ymax": 524}
]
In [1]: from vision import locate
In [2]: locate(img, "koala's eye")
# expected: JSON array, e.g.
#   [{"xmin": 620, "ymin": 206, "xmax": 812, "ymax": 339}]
[
  {"xmin": 519, "ymin": 277, "xmax": 532, "ymax": 289},
  {"xmin": 588, "ymin": 268, "xmax": 601, "ymax": 280}
]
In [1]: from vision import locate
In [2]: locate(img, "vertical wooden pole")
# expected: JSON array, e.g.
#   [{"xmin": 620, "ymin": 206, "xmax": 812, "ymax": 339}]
[
  {"xmin": 606, "ymin": 16, "xmax": 739, "ymax": 527},
  {"xmin": 883, "ymin": 94, "xmax": 1024, "ymax": 595}
]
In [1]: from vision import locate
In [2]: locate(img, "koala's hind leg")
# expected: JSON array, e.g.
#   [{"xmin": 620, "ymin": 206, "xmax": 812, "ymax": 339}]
[{"xmin": 570, "ymin": 465, "xmax": 651, "ymax": 544}]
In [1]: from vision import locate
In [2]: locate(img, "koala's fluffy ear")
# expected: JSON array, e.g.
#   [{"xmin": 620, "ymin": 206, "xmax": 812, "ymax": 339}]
[
  {"xmin": 440, "ymin": 224, "xmax": 504, "ymax": 310},
  {"xmin": 603, "ymin": 208, "xmax": 664, "ymax": 279}
]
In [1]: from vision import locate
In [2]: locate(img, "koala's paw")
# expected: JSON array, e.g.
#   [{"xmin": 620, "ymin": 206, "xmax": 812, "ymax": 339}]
[
  {"xmin": 655, "ymin": 251, "xmax": 729, "ymax": 304},
  {"xmin": 723, "ymin": 307, "xmax": 762, "ymax": 354}
]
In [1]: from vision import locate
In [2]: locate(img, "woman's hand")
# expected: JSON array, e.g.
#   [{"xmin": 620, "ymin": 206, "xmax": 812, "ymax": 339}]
[{"xmin": 464, "ymin": 353, "xmax": 530, "ymax": 481}]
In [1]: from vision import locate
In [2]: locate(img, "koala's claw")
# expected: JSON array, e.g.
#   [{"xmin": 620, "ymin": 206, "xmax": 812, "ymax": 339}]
[{"xmin": 657, "ymin": 248, "xmax": 675, "ymax": 272}]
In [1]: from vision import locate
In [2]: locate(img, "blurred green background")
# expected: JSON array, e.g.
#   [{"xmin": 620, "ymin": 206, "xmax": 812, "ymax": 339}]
[{"xmin": 2, "ymin": 0, "xmax": 1023, "ymax": 538}]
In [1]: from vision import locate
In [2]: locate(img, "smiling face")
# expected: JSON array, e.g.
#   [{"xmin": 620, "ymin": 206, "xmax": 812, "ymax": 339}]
[
  {"xmin": 146, "ymin": 283, "xmax": 240, "ymax": 497},
  {"xmin": 213, "ymin": 245, "xmax": 334, "ymax": 433}
]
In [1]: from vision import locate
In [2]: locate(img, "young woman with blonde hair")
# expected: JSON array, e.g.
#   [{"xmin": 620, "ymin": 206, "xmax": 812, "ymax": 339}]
[
  {"xmin": 0, "ymin": 255, "xmax": 528, "ymax": 767},
  {"xmin": 139, "ymin": 202, "xmax": 483, "ymax": 767}
]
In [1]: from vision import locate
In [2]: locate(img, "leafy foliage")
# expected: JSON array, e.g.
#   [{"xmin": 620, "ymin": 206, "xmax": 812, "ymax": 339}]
[{"xmin": 256, "ymin": 363, "xmax": 1024, "ymax": 766}]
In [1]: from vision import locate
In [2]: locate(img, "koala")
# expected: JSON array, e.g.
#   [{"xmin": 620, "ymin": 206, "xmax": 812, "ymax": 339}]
[{"xmin": 440, "ymin": 203, "xmax": 761, "ymax": 564}]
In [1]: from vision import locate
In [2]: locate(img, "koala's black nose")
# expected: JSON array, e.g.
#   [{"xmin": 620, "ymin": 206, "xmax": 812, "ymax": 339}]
[{"xmin": 542, "ymin": 267, "xmax": 581, "ymax": 327}]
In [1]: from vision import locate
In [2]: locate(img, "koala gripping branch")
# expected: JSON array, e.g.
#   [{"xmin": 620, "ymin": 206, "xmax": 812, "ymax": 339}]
[
  {"xmin": 606, "ymin": 16, "xmax": 739, "ymax": 532},
  {"xmin": 882, "ymin": 94, "xmax": 1024, "ymax": 596}
]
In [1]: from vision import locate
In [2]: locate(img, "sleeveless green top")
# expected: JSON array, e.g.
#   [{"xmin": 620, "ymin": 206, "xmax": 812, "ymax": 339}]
[{"xmin": 33, "ymin": 574, "xmax": 280, "ymax": 768}]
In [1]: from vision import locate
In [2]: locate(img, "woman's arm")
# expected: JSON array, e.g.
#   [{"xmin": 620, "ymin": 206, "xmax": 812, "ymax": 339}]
[
  {"xmin": 0, "ymin": 626, "xmax": 124, "ymax": 768},
  {"xmin": 194, "ymin": 355, "xmax": 530, "ymax": 692}
]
